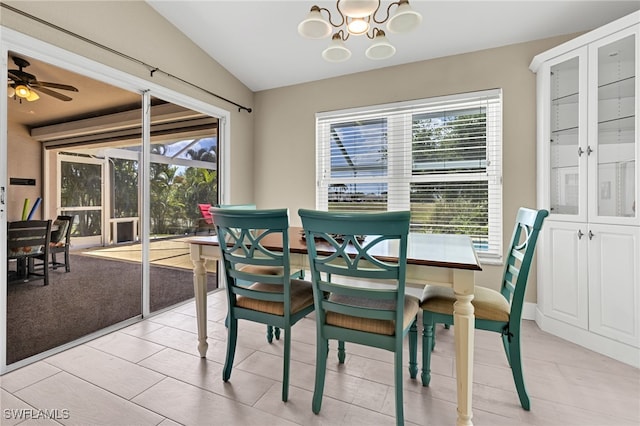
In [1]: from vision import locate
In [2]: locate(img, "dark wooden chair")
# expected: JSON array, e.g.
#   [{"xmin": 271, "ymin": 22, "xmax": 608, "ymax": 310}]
[
  {"xmin": 50, "ymin": 215, "xmax": 73, "ymax": 272},
  {"xmin": 7, "ymin": 220, "xmax": 52, "ymax": 285}
]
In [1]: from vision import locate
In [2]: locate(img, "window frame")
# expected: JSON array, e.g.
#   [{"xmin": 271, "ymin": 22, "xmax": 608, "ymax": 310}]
[{"xmin": 315, "ymin": 89, "xmax": 503, "ymax": 263}]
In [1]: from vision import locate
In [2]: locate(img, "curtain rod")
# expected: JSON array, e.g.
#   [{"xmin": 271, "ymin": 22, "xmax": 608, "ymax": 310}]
[{"xmin": 0, "ymin": 2, "xmax": 252, "ymax": 113}]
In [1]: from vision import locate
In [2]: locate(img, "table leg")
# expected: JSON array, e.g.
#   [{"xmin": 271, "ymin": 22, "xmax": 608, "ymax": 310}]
[
  {"xmin": 453, "ymin": 270, "xmax": 475, "ymax": 426},
  {"xmin": 192, "ymin": 257, "xmax": 209, "ymax": 357}
]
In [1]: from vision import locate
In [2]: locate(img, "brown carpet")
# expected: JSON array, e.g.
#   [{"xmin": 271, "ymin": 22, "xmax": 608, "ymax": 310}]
[{"xmin": 6, "ymin": 254, "xmax": 217, "ymax": 364}]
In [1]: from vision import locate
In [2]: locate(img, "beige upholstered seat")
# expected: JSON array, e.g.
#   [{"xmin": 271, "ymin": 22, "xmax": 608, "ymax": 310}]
[
  {"xmin": 420, "ymin": 285, "xmax": 510, "ymax": 322},
  {"xmin": 236, "ymin": 279, "xmax": 314, "ymax": 316},
  {"xmin": 326, "ymin": 294, "xmax": 420, "ymax": 336}
]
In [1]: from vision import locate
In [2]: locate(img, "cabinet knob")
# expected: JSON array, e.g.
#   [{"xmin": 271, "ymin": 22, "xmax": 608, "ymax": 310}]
[
  {"xmin": 577, "ymin": 229, "xmax": 584, "ymax": 239},
  {"xmin": 578, "ymin": 147, "xmax": 584, "ymax": 157},
  {"xmin": 587, "ymin": 146, "xmax": 593, "ymax": 156},
  {"xmin": 588, "ymin": 230, "xmax": 595, "ymax": 240}
]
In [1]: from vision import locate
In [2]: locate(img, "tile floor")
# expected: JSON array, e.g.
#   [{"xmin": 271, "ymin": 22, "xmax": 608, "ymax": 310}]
[{"xmin": 1, "ymin": 289, "xmax": 639, "ymax": 426}]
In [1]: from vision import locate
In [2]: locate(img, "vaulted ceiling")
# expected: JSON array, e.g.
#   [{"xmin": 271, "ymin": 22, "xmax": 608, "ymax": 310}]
[{"xmin": 148, "ymin": 1, "xmax": 640, "ymax": 91}]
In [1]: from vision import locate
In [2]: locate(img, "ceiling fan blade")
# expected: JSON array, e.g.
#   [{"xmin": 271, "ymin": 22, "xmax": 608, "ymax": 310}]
[
  {"xmin": 33, "ymin": 81, "xmax": 79, "ymax": 92},
  {"xmin": 34, "ymin": 86, "xmax": 73, "ymax": 102},
  {"xmin": 8, "ymin": 70, "xmax": 23, "ymax": 81}
]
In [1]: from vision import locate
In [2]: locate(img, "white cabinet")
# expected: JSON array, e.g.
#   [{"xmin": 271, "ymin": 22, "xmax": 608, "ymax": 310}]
[
  {"xmin": 588, "ymin": 224, "xmax": 640, "ymax": 347},
  {"xmin": 530, "ymin": 11, "xmax": 640, "ymax": 367}
]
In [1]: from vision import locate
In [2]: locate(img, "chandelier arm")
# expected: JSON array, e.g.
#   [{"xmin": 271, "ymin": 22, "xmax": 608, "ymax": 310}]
[
  {"xmin": 372, "ymin": 0, "xmax": 400, "ymax": 25},
  {"xmin": 366, "ymin": 27, "xmax": 382, "ymax": 40},
  {"xmin": 336, "ymin": 29, "xmax": 350, "ymax": 41},
  {"xmin": 322, "ymin": 1, "xmax": 345, "ymax": 28}
]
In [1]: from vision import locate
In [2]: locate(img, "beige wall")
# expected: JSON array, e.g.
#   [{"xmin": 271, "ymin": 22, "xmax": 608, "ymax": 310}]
[
  {"xmin": 6, "ymin": 121, "xmax": 42, "ymax": 220},
  {"xmin": 1, "ymin": 0, "xmax": 256, "ymax": 204},
  {"xmin": 253, "ymin": 34, "xmax": 576, "ymax": 300}
]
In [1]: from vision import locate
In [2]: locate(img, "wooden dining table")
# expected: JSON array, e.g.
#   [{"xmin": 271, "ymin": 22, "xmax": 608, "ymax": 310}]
[{"xmin": 188, "ymin": 227, "xmax": 482, "ymax": 426}]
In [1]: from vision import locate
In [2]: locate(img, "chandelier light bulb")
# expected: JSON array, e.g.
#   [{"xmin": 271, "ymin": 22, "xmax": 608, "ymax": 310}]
[
  {"xmin": 347, "ymin": 17, "xmax": 370, "ymax": 35},
  {"xmin": 7, "ymin": 85, "xmax": 15, "ymax": 98}
]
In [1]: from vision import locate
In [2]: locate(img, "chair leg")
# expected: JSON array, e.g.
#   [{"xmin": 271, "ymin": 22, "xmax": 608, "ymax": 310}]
[
  {"xmin": 282, "ymin": 327, "xmax": 291, "ymax": 402},
  {"xmin": 312, "ymin": 338, "xmax": 329, "ymax": 414},
  {"xmin": 421, "ymin": 314, "xmax": 434, "ymax": 386},
  {"xmin": 64, "ymin": 249, "xmax": 70, "ymax": 272},
  {"xmin": 502, "ymin": 332, "xmax": 512, "ymax": 367},
  {"xmin": 408, "ymin": 318, "xmax": 418, "ymax": 379},
  {"xmin": 266, "ymin": 325, "xmax": 281, "ymax": 342},
  {"xmin": 394, "ymin": 349, "xmax": 405, "ymax": 425},
  {"xmin": 337, "ymin": 340, "xmax": 345, "ymax": 364},
  {"xmin": 44, "ymin": 258, "xmax": 49, "ymax": 285},
  {"xmin": 223, "ymin": 316, "xmax": 238, "ymax": 382},
  {"xmin": 507, "ymin": 332, "xmax": 531, "ymax": 410},
  {"xmin": 51, "ymin": 252, "xmax": 58, "ymax": 270}
]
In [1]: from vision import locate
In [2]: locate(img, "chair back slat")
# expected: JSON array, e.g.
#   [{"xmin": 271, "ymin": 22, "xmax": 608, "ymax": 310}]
[
  {"xmin": 8, "ymin": 220, "xmax": 52, "ymax": 256},
  {"xmin": 211, "ymin": 208, "xmax": 291, "ymax": 305},
  {"xmin": 500, "ymin": 208, "xmax": 548, "ymax": 324}
]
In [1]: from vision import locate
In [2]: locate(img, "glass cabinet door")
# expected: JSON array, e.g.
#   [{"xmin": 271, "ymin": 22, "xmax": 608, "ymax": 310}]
[
  {"xmin": 592, "ymin": 29, "xmax": 637, "ymax": 220},
  {"xmin": 549, "ymin": 55, "xmax": 583, "ymax": 216}
]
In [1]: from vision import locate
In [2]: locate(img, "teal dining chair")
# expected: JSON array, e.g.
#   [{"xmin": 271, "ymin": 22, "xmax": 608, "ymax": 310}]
[
  {"xmin": 420, "ymin": 207, "xmax": 548, "ymax": 410},
  {"xmin": 211, "ymin": 208, "xmax": 315, "ymax": 402},
  {"xmin": 217, "ymin": 203, "xmax": 303, "ymax": 342},
  {"xmin": 299, "ymin": 209, "xmax": 419, "ymax": 425}
]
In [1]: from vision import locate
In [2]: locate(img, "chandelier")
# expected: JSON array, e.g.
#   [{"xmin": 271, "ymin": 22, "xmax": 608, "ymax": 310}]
[{"xmin": 298, "ymin": 0, "xmax": 422, "ymax": 62}]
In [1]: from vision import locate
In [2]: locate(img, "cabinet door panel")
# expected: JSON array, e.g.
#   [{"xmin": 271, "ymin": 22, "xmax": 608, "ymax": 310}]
[
  {"xmin": 588, "ymin": 224, "xmax": 640, "ymax": 347},
  {"xmin": 588, "ymin": 26, "xmax": 638, "ymax": 225},
  {"xmin": 546, "ymin": 51, "xmax": 589, "ymax": 221},
  {"xmin": 543, "ymin": 222, "xmax": 589, "ymax": 328}
]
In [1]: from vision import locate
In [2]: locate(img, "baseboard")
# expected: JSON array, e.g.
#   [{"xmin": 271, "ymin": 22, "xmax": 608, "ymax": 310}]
[
  {"xmin": 522, "ymin": 302, "xmax": 537, "ymax": 321},
  {"xmin": 535, "ymin": 308, "xmax": 640, "ymax": 368}
]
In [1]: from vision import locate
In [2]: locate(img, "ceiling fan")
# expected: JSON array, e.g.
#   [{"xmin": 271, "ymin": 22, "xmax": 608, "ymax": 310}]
[{"xmin": 8, "ymin": 56, "xmax": 79, "ymax": 102}]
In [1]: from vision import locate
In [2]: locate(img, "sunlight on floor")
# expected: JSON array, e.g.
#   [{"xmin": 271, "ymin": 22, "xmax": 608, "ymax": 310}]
[{"xmin": 79, "ymin": 237, "xmax": 217, "ymax": 271}]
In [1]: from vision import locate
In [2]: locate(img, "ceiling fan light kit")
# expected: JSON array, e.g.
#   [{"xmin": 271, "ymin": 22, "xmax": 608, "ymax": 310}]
[
  {"xmin": 298, "ymin": 0, "xmax": 421, "ymax": 62},
  {"xmin": 7, "ymin": 56, "xmax": 78, "ymax": 102}
]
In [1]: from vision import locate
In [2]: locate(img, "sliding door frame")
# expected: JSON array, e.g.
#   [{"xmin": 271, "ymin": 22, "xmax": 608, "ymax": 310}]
[{"xmin": 0, "ymin": 27, "xmax": 230, "ymax": 374}]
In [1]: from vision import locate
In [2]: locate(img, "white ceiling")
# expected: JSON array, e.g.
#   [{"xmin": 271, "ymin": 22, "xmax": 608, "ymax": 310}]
[{"xmin": 147, "ymin": 1, "xmax": 640, "ymax": 92}]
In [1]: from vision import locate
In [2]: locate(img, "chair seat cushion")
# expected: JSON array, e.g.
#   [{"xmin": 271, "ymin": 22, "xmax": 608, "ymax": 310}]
[
  {"xmin": 9, "ymin": 245, "xmax": 44, "ymax": 257},
  {"xmin": 326, "ymin": 295, "xmax": 420, "ymax": 336},
  {"xmin": 236, "ymin": 279, "xmax": 314, "ymax": 316},
  {"xmin": 420, "ymin": 285, "xmax": 510, "ymax": 322}
]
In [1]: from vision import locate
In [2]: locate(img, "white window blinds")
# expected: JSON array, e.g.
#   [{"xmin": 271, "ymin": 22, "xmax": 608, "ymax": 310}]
[{"xmin": 316, "ymin": 89, "xmax": 503, "ymax": 260}]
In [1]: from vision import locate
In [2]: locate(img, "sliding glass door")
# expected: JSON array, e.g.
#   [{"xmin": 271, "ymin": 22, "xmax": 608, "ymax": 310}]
[{"xmin": 2, "ymin": 45, "xmax": 224, "ymax": 370}]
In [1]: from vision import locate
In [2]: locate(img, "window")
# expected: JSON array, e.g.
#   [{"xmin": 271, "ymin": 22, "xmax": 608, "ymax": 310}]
[{"xmin": 316, "ymin": 89, "xmax": 503, "ymax": 261}]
